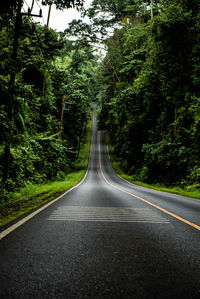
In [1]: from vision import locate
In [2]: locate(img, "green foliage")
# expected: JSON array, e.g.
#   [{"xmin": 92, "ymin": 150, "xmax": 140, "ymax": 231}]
[
  {"xmin": 0, "ymin": 115, "xmax": 92, "ymax": 227},
  {"xmin": 108, "ymin": 136, "xmax": 200, "ymax": 200},
  {"xmin": 95, "ymin": 0, "xmax": 200, "ymax": 188},
  {"xmin": 41, "ymin": 0, "xmax": 84, "ymax": 10},
  {"xmin": 0, "ymin": 7, "xmax": 96, "ymax": 196}
]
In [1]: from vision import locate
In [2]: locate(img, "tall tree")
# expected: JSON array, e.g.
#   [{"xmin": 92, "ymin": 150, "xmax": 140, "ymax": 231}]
[{"xmin": 96, "ymin": 0, "xmax": 200, "ymax": 186}]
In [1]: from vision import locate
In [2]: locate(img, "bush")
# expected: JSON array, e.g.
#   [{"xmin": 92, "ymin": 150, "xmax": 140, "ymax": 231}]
[{"xmin": 142, "ymin": 141, "xmax": 188, "ymax": 185}]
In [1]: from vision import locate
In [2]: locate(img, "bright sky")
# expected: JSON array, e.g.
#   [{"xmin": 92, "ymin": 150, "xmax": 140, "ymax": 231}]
[{"xmin": 23, "ymin": 0, "xmax": 92, "ymax": 32}]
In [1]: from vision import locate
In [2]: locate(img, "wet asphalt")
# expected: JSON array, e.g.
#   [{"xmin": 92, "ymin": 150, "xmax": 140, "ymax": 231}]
[{"xmin": 0, "ymin": 107, "xmax": 200, "ymax": 298}]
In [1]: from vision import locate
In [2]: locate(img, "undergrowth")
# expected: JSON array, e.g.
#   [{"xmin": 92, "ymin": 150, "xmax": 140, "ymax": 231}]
[
  {"xmin": 0, "ymin": 116, "xmax": 92, "ymax": 228},
  {"xmin": 107, "ymin": 136, "xmax": 200, "ymax": 201}
]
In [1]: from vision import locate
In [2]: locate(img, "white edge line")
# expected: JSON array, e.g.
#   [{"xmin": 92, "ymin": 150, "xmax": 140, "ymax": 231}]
[
  {"xmin": 0, "ymin": 169, "xmax": 89, "ymax": 241},
  {"xmin": 0, "ymin": 112, "xmax": 95, "ymax": 241}
]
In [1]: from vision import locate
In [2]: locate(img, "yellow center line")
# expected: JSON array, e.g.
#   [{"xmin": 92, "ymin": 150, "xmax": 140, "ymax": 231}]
[{"xmin": 98, "ymin": 132, "xmax": 200, "ymax": 231}]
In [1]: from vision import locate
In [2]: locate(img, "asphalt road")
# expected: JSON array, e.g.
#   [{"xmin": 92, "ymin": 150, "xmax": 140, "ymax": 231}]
[{"xmin": 0, "ymin": 107, "xmax": 200, "ymax": 298}]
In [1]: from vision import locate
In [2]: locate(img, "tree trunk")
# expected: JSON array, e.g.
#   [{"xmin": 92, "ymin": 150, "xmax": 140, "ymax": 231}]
[
  {"xmin": 150, "ymin": 0, "xmax": 153, "ymax": 19},
  {"xmin": 3, "ymin": 0, "xmax": 23, "ymax": 182},
  {"xmin": 42, "ymin": 0, "xmax": 52, "ymax": 95},
  {"xmin": 174, "ymin": 105, "xmax": 178, "ymax": 143}
]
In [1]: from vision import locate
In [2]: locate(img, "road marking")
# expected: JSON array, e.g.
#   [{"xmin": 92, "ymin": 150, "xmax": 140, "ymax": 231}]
[
  {"xmin": 47, "ymin": 206, "xmax": 170, "ymax": 223},
  {"xmin": 0, "ymin": 171, "xmax": 89, "ymax": 241},
  {"xmin": 98, "ymin": 132, "xmax": 200, "ymax": 231},
  {"xmin": 0, "ymin": 113, "xmax": 100, "ymax": 241}
]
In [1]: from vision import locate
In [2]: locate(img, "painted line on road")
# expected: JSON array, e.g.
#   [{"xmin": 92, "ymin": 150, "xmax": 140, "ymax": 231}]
[
  {"xmin": 0, "ymin": 168, "xmax": 89, "ymax": 241},
  {"xmin": 47, "ymin": 206, "xmax": 170, "ymax": 223},
  {"xmin": 98, "ymin": 132, "xmax": 200, "ymax": 231},
  {"xmin": 0, "ymin": 112, "xmax": 97, "ymax": 241}
]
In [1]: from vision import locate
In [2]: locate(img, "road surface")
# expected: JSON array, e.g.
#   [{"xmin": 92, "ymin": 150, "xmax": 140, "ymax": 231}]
[{"xmin": 0, "ymin": 106, "xmax": 200, "ymax": 298}]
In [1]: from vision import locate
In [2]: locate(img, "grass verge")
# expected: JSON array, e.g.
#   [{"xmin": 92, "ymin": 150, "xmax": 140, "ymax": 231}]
[
  {"xmin": 107, "ymin": 137, "xmax": 200, "ymax": 201},
  {"xmin": 0, "ymin": 116, "xmax": 92, "ymax": 228}
]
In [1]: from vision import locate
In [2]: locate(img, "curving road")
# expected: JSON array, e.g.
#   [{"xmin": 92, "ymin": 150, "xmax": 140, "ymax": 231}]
[{"xmin": 0, "ymin": 106, "xmax": 200, "ymax": 298}]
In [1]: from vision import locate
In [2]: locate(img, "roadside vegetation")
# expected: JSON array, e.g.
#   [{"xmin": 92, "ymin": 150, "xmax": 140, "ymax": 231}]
[
  {"xmin": 0, "ymin": 0, "xmax": 96, "ymax": 227},
  {"xmin": 0, "ymin": 116, "xmax": 92, "ymax": 227},
  {"xmin": 1, "ymin": 0, "xmax": 200, "ymax": 228},
  {"xmin": 93, "ymin": 0, "xmax": 200, "ymax": 195},
  {"xmin": 108, "ymin": 137, "xmax": 200, "ymax": 200}
]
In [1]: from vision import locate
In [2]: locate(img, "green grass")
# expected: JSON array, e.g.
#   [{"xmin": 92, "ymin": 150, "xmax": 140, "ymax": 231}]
[
  {"xmin": 0, "ymin": 116, "xmax": 93, "ymax": 228},
  {"xmin": 107, "ymin": 138, "xmax": 200, "ymax": 201}
]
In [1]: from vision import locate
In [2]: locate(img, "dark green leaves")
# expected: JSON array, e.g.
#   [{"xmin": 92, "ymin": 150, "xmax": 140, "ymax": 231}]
[
  {"xmin": 96, "ymin": 0, "xmax": 200, "ymax": 187},
  {"xmin": 41, "ymin": 0, "xmax": 84, "ymax": 10}
]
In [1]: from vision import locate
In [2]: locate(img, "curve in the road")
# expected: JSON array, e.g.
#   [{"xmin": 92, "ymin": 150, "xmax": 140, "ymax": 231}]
[{"xmin": 98, "ymin": 132, "xmax": 200, "ymax": 231}]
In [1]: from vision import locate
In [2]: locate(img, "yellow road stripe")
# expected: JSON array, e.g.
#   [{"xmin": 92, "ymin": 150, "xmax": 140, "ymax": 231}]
[{"xmin": 98, "ymin": 132, "xmax": 200, "ymax": 231}]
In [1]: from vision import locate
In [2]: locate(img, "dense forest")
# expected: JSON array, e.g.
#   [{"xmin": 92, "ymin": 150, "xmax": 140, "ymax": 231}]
[
  {"xmin": 92, "ymin": 0, "xmax": 200, "ymax": 189},
  {"xmin": 1, "ymin": 0, "xmax": 200, "ymax": 202},
  {"xmin": 0, "ymin": 0, "xmax": 96, "ymax": 200}
]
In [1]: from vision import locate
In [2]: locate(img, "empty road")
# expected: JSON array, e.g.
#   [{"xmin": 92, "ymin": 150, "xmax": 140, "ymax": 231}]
[{"xmin": 0, "ymin": 107, "xmax": 200, "ymax": 298}]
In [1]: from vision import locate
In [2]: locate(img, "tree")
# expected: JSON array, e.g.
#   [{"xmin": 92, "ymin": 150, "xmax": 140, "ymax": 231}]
[
  {"xmin": 0, "ymin": 0, "xmax": 97, "ymax": 193},
  {"xmin": 96, "ymin": 0, "xmax": 200, "ymax": 187}
]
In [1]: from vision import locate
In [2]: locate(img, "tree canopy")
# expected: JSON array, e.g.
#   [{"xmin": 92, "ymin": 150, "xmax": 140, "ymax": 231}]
[
  {"xmin": 1, "ymin": 0, "xmax": 200, "ymax": 199},
  {"xmin": 95, "ymin": 0, "xmax": 200, "ymax": 187},
  {"xmin": 0, "ymin": 0, "xmax": 97, "ymax": 198}
]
